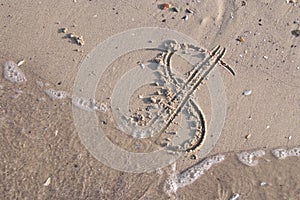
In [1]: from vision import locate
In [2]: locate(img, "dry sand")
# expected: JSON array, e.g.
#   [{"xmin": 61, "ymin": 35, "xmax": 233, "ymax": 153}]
[{"xmin": 0, "ymin": 0, "xmax": 300, "ymax": 199}]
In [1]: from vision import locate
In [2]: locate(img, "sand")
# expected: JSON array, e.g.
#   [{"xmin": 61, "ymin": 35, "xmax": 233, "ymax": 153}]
[{"xmin": 0, "ymin": 0, "xmax": 299, "ymax": 199}]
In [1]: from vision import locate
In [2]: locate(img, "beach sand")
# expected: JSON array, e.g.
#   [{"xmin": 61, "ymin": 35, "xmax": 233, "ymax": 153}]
[{"xmin": 0, "ymin": 0, "xmax": 299, "ymax": 199}]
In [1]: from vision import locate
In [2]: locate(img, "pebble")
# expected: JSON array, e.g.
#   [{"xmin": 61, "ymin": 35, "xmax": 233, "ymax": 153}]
[
  {"xmin": 140, "ymin": 63, "xmax": 145, "ymax": 69},
  {"xmin": 17, "ymin": 59, "xmax": 25, "ymax": 67},
  {"xmin": 160, "ymin": 3, "xmax": 171, "ymax": 10},
  {"xmin": 229, "ymin": 193, "xmax": 240, "ymax": 200},
  {"xmin": 245, "ymin": 133, "xmax": 251, "ymax": 140},
  {"xmin": 182, "ymin": 15, "xmax": 188, "ymax": 21},
  {"xmin": 260, "ymin": 182, "xmax": 267, "ymax": 186},
  {"xmin": 185, "ymin": 8, "xmax": 194, "ymax": 14},
  {"xmin": 243, "ymin": 89, "xmax": 252, "ymax": 96},
  {"xmin": 172, "ymin": 7, "xmax": 179, "ymax": 12},
  {"xmin": 43, "ymin": 177, "xmax": 51, "ymax": 186}
]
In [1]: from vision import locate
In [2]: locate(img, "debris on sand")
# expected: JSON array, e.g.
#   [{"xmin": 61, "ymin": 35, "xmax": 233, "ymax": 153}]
[
  {"xmin": 43, "ymin": 177, "xmax": 51, "ymax": 186},
  {"xmin": 229, "ymin": 193, "xmax": 240, "ymax": 200},
  {"xmin": 171, "ymin": 7, "xmax": 179, "ymax": 12},
  {"xmin": 59, "ymin": 28, "xmax": 85, "ymax": 46},
  {"xmin": 58, "ymin": 27, "xmax": 68, "ymax": 33},
  {"xmin": 17, "ymin": 59, "xmax": 25, "ymax": 67},
  {"xmin": 159, "ymin": 3, "xmax": 171, "ymax": 10},
  {"xmin": 292, "ymin": 29, "xmax": 300, "ymax": 37},
  {"xmin": 245, "ymin": 133, "xmax": 251, "ymax": 140},
  {"xmin": 236, "ymin": 36, "xmax": 245, "ymax": 42},
  {"xmin": 242, "ymin": 89, "xmax": 252, "ymax": 96},
  {"xmin": 185, "ymin": 8, "xmax": 194, "ymax": 14},
  {"xmin": 67, "ymin": 33, "xmax": 85, "ymax": 46},
  {"xmin": 2, "ymin": 61, "xmax": 27, "ymax": 83},
  {"xmin": 288, "ymin": 0, "xmax": 297, "ymax": 4},
  {"xmin": 182, "ymin": 15, "xmax": 189, "ymax": 21}
]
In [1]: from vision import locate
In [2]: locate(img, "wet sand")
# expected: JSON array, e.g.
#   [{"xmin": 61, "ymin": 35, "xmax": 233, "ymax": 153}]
[{"xmin": 0, "ymin": 1, "xmax": 300, "ymax": 199}]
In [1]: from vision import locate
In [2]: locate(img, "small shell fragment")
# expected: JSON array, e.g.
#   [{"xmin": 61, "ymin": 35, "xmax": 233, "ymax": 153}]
[
  {"xmin": 140, "ymin": 63, "xmax": 145, "ymax": 69},
  {"xmin": 186, "ymin": 8, "xmax": 194, "ymax": 14},
  {"xmin": 245, "ymin": 133, "xmax": 251, "ymax": 140},
  {"xmin": 292, "ymin": 29, "xmax": 300, "ymax": 37},
  {"xmin": 17, "ymin": 59, "xmax": 25, "ymax": 67},
  {"xmin": 242, "ymin": 90, "xmax": 252, "ymax": 96},
  {"xmin": 289, "ymin": 0, "xmax": 297, "ymax": 3},
  {"xmin": 260, "ymin": 182, "xmax": 267, "ymax": 186},
  {"xmin": 150, "ymin": 97, "xmax": 157, "ymax": 103},
  {"xmin": 229, "ymin": 193, "xmax": 240, "ymax": 200},
  {"xmin": 236, "ymin": 36, "xmax": 245, "ymax": 42},
  {"xmin": 62, "ymin": 27, "xmax": 68, "ymax": 33},
  {"xmin": 43, "ymin": 177, "xmax": 51, "ymax": 186},
  {"xmin": 68, "ymin": 33, "xmax": 85, "ymax": 46},
  {"xmin": 58, "ymin": 27, "xmax": 68, "ymax": 33},
  {"xmin": 182, "ymin": 15, "xmax": 189, "ymax": 21},
  {"xmin": 172, "ymin": 7, "xmax": 179, "ymax": 12},
  {"xmin": 159, "ymin": 3, "xmax": 171, "ymax": 10}
]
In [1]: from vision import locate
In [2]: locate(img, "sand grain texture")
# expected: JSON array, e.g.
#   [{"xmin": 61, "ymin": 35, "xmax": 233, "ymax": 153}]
[{"xmin": 0, "ymin": 0, "xmax": 299, "ymax": 199}]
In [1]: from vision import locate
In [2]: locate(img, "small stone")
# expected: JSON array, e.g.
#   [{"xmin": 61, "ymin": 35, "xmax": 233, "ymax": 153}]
[
  {"xmin": 236, "ymin": 36, "xmax": 245, "ymax": 42},
  {"xmin": 292, "ymin": 29, "xmax": 300, "ymax": 37},
  {"xmin": 43, "ymin": 177, "xmax": 51, "ymax": 186},
  {"xmin": 150, "ymin": 97, "xmax": 157, "ymax": 103},
  {"xmin": 140, "ymin": 63, "xmax": 145, "ymax": 69},
  {"xmin": 245, "ymin": 133, "xmax": 251, "ymax": 140},
  {"xmin": 171, "ymin": 7, "xmax": 179, "ymax": 12},
  {"xmin": 159, "ymin": 3, "xmax": 171, "ymax": 10},
  {"xmin": 17, "ymin": 59, "xmax": 25, "ymax": 67},
  {"xmin": 289, "ymin": 0, "xmax": 297, "ymax": 3},
  {"xmin": 229, "ymin": 193, "xmax": 240, "ymax": 200},
  {"xmin": 243, "ymin": 90, "xmax": 252, "ymax": 96},
  {"xmin": 185, "ymin": 8, "xmax": 194, "ymax": 14},
  {"xmin": 182, "ymin": 15, "xmax": 189, "ymax": 21},
  {"xmin": 260, "ymin": 182, "xmax": 267, "ymax": 186}
]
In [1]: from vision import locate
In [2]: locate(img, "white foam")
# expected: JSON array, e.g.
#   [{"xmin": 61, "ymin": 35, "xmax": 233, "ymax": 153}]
[
  {"xmin": 72, "ymin": 96, "xmax": 99, "ymax": 111},
  {"xmin": 45, "ymin": 89, "xmax": 68, "ymax": 100},
  {"xmin": 3, "ymin": 61, "xmax": 27, "ymax": 83},
  {"xmin": 164, "ymin": 174, "xmax": 178, "ymax": 196},
  {"xmin": 237, "ymin": 150, "xmax": 265, "ymax": 167},
  {"xmin": 164, "ymin": 154, "xmax": 225, "ymax": 195},
  {"xmin": 176, "ymin": 155, "xmax": 225, "ymax": 188},
  {"xmin": 272, "ymin": 147, "xmax": 300, "ymax": 159}
]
